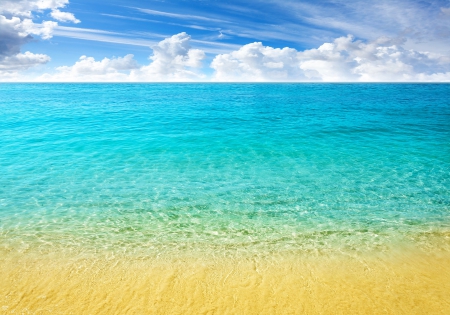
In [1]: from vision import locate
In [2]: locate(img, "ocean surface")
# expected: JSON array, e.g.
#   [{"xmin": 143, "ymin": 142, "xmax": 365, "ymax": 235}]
[{"xmin": 1, "ymin": 83, "xmax": 449, "ymax": 258}]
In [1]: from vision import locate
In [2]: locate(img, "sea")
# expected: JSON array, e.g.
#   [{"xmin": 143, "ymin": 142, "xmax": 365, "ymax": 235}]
[
  {"xmin": 1, "ymin": 83, "xmax": 450, "ymax": 313},
  {"xmin": 1, "ymin": 83, "xmax": 449, "ymax": 257}
]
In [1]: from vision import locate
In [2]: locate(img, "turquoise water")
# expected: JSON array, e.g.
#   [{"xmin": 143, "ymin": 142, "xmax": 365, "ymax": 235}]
[{"xmin": 1, "ymin": 84, "xmax": 449, "ymax": 257}]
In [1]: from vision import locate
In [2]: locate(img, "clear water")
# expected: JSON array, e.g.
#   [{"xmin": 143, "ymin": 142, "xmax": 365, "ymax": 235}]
[{"xmin": 1, "ymin": 83, "xmax": 449, "ymax": 257}]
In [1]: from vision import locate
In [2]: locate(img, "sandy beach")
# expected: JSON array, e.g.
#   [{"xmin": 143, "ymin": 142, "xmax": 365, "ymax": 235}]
[{"xmin": 2, "ymin": 247, "xmax": 450, "ymax": 314}]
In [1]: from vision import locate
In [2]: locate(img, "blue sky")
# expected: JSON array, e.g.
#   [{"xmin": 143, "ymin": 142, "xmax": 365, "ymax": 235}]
[{"xmin": 1, "ymin": 0, "xmax": 450, "ymax": 81}]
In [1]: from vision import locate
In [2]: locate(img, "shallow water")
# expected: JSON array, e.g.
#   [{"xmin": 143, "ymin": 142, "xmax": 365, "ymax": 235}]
[{"xmin": 1, "ymin": 83, "xmax": 449, "ymax": 313}]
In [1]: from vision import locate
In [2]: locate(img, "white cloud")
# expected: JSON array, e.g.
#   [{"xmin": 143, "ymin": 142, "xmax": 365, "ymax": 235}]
[
  {"xmin": 0, "ymin": 51, "xmax": 50, "ymax": 81},
  {"xmin": 0, "ymin": 16, "xmax": 54, "ymax": 73},
  {"xmin": 0, "ymin": 51, "xmax": 50, "ymax": 71},
  {"xmin": 299, "ymin": 35, "xmax": 450, "ymax": 81},
  {"xmin": 17, "ymin": 18, "xmax": 58, "ymax": 40},
  {"xmin": 0, "ymin": 0, "xmax": 70, "ymax": 17},
  {"xmin": 130, "ymin": 32, "xmax": 206, "ymax": 81},
  {"xmin": 0, "ymin": 15, "xmax": 57, "ymax": 54},
  {"xmin": 51, "ymin": 9, "xmax": 80, "ymax": 23},
  {"xmin": 37, "ymin": 33, "xmax": 206, "ymax": 82},
  {"xmin": 38, "ymin": 54, "xmax": 139, "ymax": 82},
  {"xmin": 0, "ymin": 0, "xmax": 79, "ymax": 79},
  {"xmin": 211, "ymin": 35, "xmax": 450, "ymax": 82},
  {"xmin": 211, "ymin": 42, "xmax": 304, "ymax": 82}
]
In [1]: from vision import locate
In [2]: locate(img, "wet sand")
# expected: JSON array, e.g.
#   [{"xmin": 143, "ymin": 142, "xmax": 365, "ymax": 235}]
[{"xmin": 1, "ymin": 249, "xmax": 450, "ymax": 314}]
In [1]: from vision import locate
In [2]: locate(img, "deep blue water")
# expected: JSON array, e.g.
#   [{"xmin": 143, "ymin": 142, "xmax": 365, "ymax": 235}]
[{"xmin": 0, "ymin": 84, "xmax": 449, "ymax": 256}]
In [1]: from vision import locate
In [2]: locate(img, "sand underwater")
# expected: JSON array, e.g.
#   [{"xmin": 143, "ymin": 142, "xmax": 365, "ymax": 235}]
[{"xmin": 1, "ymin": 83, "xmax": 449, "ymax": 314}]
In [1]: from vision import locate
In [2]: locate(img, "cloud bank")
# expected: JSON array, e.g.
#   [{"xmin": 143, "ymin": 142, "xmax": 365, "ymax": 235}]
[
  {"xmin": 30, "ymin": 32, "xmax": 450, "ymax": 82},
  {"xmin": 211, "ymin": 35, "xmax": 450, "ymax": 82}
]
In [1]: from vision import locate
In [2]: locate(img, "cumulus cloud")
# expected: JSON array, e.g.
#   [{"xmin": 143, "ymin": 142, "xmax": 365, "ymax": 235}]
[
  {"xmin": 38, "ymin": 54, "xmax": 139, "ymax": 82},
  {"xmin": 0, "ymin": 15, "xmax": 55, "ymax": 74},
  {"xmin": 37, "ymin": 33, "xmax": 206, "ymax": 82},
  {"xmin": 130, "ymin": 32, "xmax": 206, "ymax": 81},
  {"xmin": 0, "ymin": 16, "xmax": 32, "ymax": 58},
  {"xmin": 211, "ymin": 35, "xmax": 450, "ymax": 82},
  {"xmin": 0, "ymin": 16, "xmax": 56, "ymax": 56},
  {"xmin": 0, "ymin": 0, "xmax": 79, "ymax": 78},
  {"xmin": 50, "ymin": 9, "xmax": 80, "ymax": 23},
  {"xmin": 211, "ymin": 42, "xmax": 305, "ymax": 82},
  {"xmin": 0, "ymin": 51, "xmax": 51, "ymax": 71},
  {"xmin": 0, "ymin": 51, "xmax": 51, "ymax": 81},
  {"xmin": 299, "ymin": 35, "xmax": 450, "ymax": 81},
  {"xmin": 0, "ymin": 0, "xmax": 70, "ymax": 17}
]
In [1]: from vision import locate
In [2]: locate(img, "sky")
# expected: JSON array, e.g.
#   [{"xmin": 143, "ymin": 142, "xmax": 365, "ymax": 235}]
[{"xmin": 1, "ymin": 0, "xmax": 450, "ymax": 82}]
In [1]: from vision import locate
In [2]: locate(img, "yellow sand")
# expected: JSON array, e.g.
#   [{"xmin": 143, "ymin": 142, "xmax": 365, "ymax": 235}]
[{"xmin": 1, "ymin": 250, "xmax": 450, "ymax": 314}]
